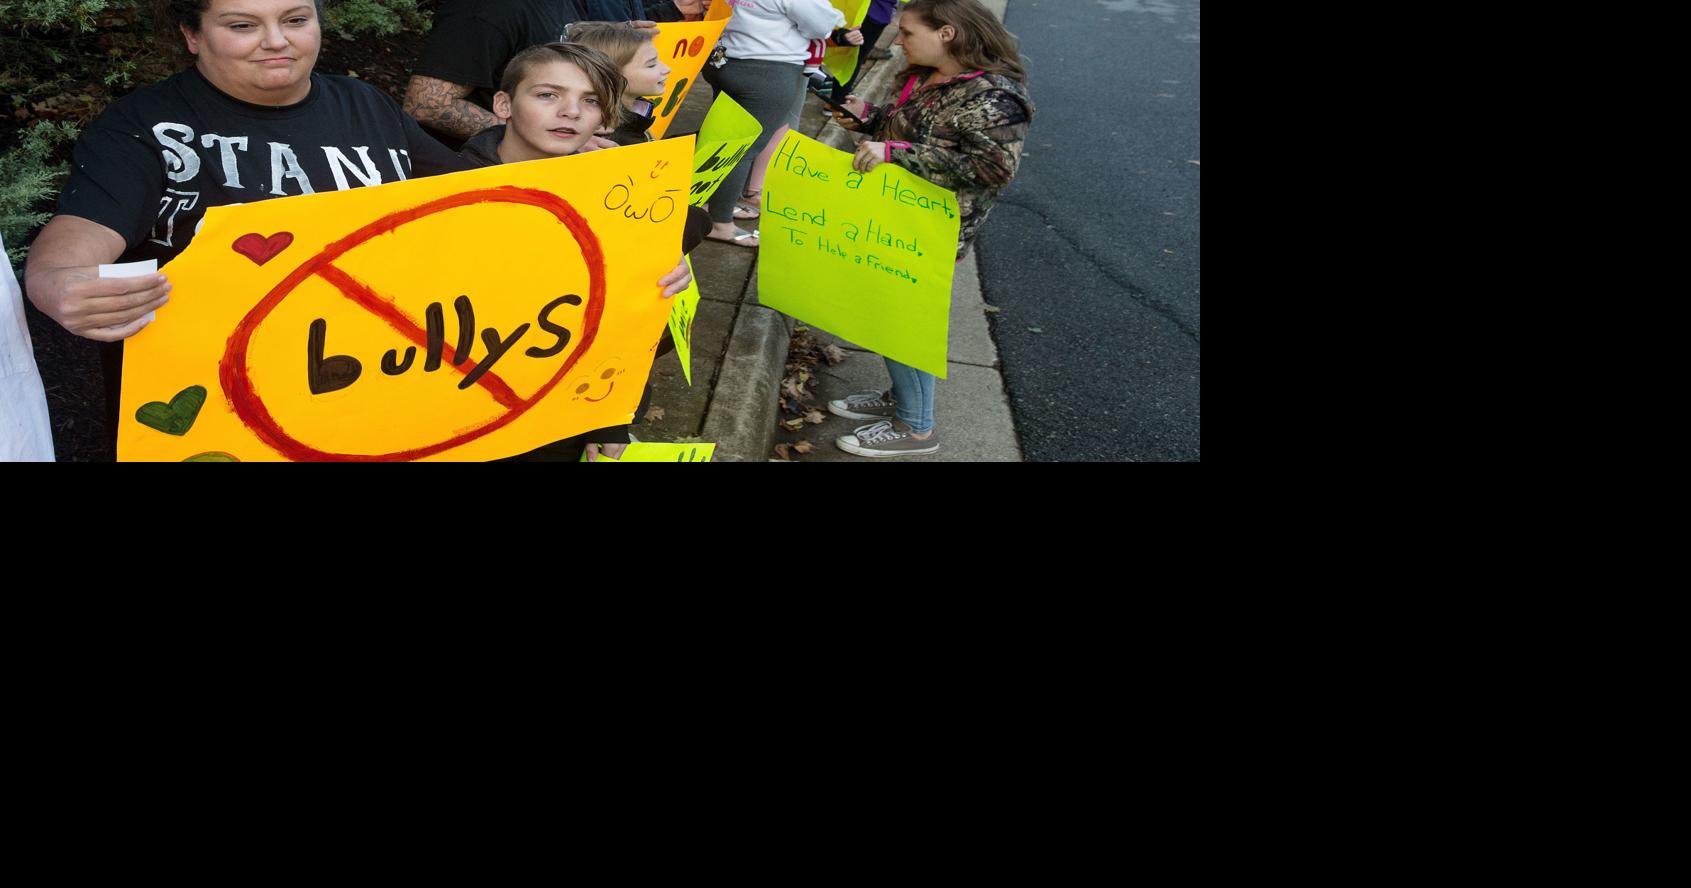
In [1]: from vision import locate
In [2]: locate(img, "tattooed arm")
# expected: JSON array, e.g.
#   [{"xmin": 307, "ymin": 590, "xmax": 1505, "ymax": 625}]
[{"xmin": 403, "ymin": 75, "xmax": 502, "ymax": 141}]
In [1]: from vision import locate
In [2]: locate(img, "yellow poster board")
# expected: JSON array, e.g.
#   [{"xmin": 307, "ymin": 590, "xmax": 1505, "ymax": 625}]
[
  {"xmin": 689, "ymin": 92, "xmax": 762, "ymax": 207},
  {"xmin": 823, "ymin": 0, "xmax": 872, "ymax": 85},
  {"xmin": 756, "ymin": 131, "xmax": 959, "ymax": 378},
  {"xmin": 594, "ymin": 442, "xmax": 716, "ymax": 462},
  {"xmin": 117, "ymin": 137, "xmax": 695, "ymax": 461},
  {"xmin": 667, "ymin": 258, "xmax": 699, "ymax": 385},
  {"xmin": 647, "ymin": 2, "xmax": 733, "ymax": 140}
]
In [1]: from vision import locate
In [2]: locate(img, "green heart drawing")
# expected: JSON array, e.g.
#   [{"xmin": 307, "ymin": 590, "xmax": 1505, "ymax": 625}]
[
  {"xmin": 136, "ymin": 385, "xmax": 207, "ymax": 436},
  {"xmin": 182, "ymin": 452, "xmax": 239, "ymax": 462}
]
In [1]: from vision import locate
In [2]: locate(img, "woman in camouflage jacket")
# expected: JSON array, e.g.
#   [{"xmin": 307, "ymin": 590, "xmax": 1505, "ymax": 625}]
[{"xmin": 826, "ymin": 0, "xmax": 1033, "ymax": 458}]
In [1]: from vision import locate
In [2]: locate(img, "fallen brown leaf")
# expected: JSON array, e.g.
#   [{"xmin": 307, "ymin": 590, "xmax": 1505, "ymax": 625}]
[
  {"xmin": 823, "ymin": 344, "xmax": 848, "ymax": 364},
  {"xmin": 772, "ymin": 443, "xmax": 792, "ymax": 460},
  {"xmin": 803, "ymin": 409, "xmax": 826, "ymax": 425},
  {"xmin": 781, "ymin": 377, "xmax": 805, "ymax": 400},
  {"xmin": 793, "ymin": 441, "xmax": 815, "ymax": 454},
  {"xmin": 644, "ymin": 405, "xmax": 665, "ymax": 422},
  {"xmin": 780, "ymin": 417, "xmax": 805, "ymax": 432}
]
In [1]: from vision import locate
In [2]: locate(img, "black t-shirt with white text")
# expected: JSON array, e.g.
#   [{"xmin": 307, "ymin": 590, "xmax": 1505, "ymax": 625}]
[
  {"xmin": 57, "ymin": 66, "xmax": 469, "ymax": 267},
  {"xmin": 412, "ymin": 0, "xmax": 590, "ymax": 112}
]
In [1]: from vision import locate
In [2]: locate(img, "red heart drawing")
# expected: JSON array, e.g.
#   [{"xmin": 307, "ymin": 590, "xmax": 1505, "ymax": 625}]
[{"xmin": 232, "ymin": 232, "xmax": 294, "ymax": 266}]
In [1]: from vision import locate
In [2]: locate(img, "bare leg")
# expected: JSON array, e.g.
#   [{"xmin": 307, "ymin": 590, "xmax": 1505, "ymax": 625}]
[{"xmin": 745, "ymin": 123, "xmax": 790, "ymax": 196}]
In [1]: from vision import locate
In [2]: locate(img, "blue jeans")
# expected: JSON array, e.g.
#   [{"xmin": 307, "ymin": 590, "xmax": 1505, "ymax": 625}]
[{"xmin": 885, "ymin": 358, "xmax": 936, "ymax": 434}]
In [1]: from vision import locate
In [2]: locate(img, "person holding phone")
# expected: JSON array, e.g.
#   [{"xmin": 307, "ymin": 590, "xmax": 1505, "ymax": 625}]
[{"xmin": 824, "ymin": 0, "xmax": 1033, "ymax": 457}]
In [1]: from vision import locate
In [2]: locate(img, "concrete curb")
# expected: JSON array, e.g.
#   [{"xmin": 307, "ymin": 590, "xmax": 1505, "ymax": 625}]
[
  {"xmin": 700, "ymin": 40, "xmax": 910, "ymax": 462},
  {"xmin": 703, "ymin": 299, "xmax": 793, "ymax": 461}
]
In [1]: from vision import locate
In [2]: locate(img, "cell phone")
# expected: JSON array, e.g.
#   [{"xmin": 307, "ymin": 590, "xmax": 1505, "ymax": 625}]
[{"xmin": 807, "ymin": 81, "xmax": 864, "ymax": 126}]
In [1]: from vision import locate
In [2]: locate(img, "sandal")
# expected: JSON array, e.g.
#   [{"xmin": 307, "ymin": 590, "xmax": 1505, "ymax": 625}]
[
  {"xmin": 705, "ymin": 226, "xmax": 759, "ymax": 249},
  {"xmin": 735, "ymin": 189, "xmax": 761, "ymax": 219}
]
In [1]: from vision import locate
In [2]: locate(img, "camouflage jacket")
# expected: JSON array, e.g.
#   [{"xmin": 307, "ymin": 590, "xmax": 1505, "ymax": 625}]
[{"xmin": 861, "ymin": 70, "xmax": 1033, "ymax": 259}]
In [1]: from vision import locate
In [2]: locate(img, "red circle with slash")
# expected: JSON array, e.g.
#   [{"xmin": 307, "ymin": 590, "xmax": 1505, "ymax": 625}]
[{"xmin": 219, "ymin": 187, "xmax": 606, "ymax": 461}]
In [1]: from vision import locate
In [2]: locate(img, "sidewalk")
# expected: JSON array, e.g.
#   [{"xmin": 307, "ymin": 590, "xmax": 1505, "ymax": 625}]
[{"xmin": 629, "ymin": 0, "xmax": 1020, "ymax": 462}]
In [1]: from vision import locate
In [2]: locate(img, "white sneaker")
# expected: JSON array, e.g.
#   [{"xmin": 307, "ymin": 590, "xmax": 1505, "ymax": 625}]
[
  {"xmin": 828, "ymin": 389, "xmax": 897, "ymax": 420},
  {"xmin": 835, "ymin": 420, "xmax": 939, "ymax": 458}
]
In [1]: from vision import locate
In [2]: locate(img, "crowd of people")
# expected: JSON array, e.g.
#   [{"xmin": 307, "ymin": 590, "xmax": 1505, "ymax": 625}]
[{"xmin": 6, "ymin": 0, "xmax": 1033, "ymax": 461}]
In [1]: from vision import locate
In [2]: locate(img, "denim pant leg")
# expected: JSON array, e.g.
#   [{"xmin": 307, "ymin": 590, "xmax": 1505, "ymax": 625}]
[
  {"xmin": 702, "ymin": 60, "xmax": 804, "ymax": 226},
  {"xmin": 884, "ymin": 357, "xmax": 937, "ymax": 433}
]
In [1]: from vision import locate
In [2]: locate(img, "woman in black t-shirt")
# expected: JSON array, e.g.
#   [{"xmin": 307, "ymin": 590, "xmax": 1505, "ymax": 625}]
[
  {"xmin": 27, "ymin": 0, "xmax": 695, "ymax": 460},
  {"xmin": 24, "ymin": 0, "xmax": 472, "ymax": 459},
  {"xmin": 27, "ymin": 0, "xmax": 466, "ymax": 345}
]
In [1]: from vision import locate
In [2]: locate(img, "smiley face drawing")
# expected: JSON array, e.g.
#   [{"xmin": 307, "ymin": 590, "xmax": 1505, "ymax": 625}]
[
  {"xmin": 570, "ymin": 360, "xmax": 628, "ymax": 403},
  {"xmin": 603, "ymin": 175, "xmax": 681, "ymax": 224}
]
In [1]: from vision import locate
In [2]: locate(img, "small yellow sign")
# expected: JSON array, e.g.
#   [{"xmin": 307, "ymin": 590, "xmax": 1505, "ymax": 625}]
[
  {"xmin": 647, "ymin": 2, "xmax": 734, "ymax": 140},
  {"xmin": 823, "ymin": 0, "xmax": 872, "ymax": 85},
  {"xmin": 667, "ymin": 258, "xmax": 700, "ymax": 385},
  {"xmin": 594, "ymin": 442, "xmax": 716, "ymax": 462},
  {"xmin": 689, "ymin": 92, "xmax": 763, "ymax": 208}
]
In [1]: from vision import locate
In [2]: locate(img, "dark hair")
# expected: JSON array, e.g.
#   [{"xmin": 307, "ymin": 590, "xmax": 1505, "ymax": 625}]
[
  {"xmin": 899, "ymin": 0, "xmax": 1027, "ymax": 83},
  {"xmin": 498, "ymin": 42, "xmax": 628, "ymax": 120},
  {"xmin": 165, "ymin": 0, "xmax": 325, "ymax": 33}
]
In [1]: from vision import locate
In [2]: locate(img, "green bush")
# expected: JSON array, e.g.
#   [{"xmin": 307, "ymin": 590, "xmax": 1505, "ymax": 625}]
[
  {"xmin": 0, "ymin": 1, "xmax": 116, "ymax": 31},
  {"xmin": 323, "ymin": 0, "xmax": 430, "ymax": 39},
  {"xmin": 0, "ymin": 121, "xmax": 79, "ymax": 265},
  {"xmin": 0, "ymin": 1, "xmax": 431, "ymax": 38}
]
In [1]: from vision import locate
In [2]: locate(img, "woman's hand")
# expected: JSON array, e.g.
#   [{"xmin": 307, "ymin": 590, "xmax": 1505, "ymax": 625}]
[
  {"xmin": 831, "ymin": 95, "xmax": 870, "ymax": 130},
  {"xmin": 585, "ymin": 442, "xmax": 628, "ymax": 462},
  {"xmin": 844, "ymin": 27, "xmax": 865, "ymax": 46},
  {"xmin": 658, "ymin": 256, "xmax": 692, "ymax": 298},
  {"xmin": 29, "ymin": 266, "xmax": 170, "ymax": 342},
  {"xmin": 853, "ymin": 140, "xmax": 887, "ymax": 173},
  {"xmin": 24, "ymin": 215, "xmax": 170, "ymax": 342}
]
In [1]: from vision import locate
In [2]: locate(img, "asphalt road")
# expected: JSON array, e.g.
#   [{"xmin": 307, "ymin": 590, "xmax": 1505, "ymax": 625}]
[{"xmin": 976, "ymin": 0, "xmax": 1200, "ymax": 461}]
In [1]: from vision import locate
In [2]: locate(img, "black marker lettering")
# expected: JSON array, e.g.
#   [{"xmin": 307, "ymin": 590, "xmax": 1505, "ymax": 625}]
[
  {"xmin": 459, "ymin": 323, "xmax": 530, "ymax": 390},
  {"xmin": 382, "ymin": 346, "xmax": 416, "ymax": 375},
  {"xmin": 452, "ymin": 295, "xmax": 473, "ymax": 366},
  {"xmin": 425, "ymin": 302, "xmax": 445, "ymax": 371},
  {"xmin": 307, "ymin": 318, "xmax": 362, "ymax": 394},
  {"xmin": 527, "ymin": 294, "xmax": 582, "ymax": 358}
]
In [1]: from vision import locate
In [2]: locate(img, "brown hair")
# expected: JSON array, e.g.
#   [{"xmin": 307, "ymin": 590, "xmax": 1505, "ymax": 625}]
[
  {"xmin": 566, "ymin": 21, "xmax": 659, "ymax": 76},
  {"xmin": 498, "ymin": 42, "xmax": 628, "ymax": 113},
  {"xmin": 899, "ymin": 0, "xmax": 1027, "ymax": 83}
]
